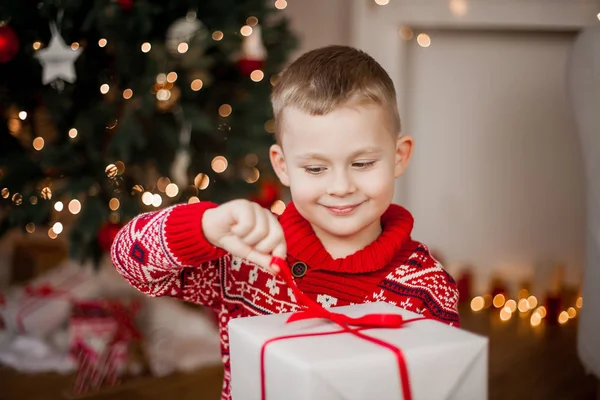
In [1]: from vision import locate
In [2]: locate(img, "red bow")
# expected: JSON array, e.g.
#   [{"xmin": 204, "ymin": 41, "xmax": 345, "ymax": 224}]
[{"xmin": 260, "ymin": 257, "xmax": 424, "ymax": 400}]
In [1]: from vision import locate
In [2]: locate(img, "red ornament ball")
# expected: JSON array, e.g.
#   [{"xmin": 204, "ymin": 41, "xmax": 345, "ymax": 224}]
[
  {"xmin": 238, "ymin": 58, "xmax": 264, "ymax": 76},
  {"xmin": 0, "ymin": 25, "xmax": 20, "ymax": 64},
  {"xmin": 97, "ymin": 223, "xmax": 122, "ymax": 253},
  {"xmin": 251, "ymin": 180, "xmax": 280, "ymax": 209}
]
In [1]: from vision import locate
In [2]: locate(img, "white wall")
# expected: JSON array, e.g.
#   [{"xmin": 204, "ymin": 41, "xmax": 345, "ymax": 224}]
[{"xmin": 282, "ymin": 0, "xmax": 350, "ymax": 60}]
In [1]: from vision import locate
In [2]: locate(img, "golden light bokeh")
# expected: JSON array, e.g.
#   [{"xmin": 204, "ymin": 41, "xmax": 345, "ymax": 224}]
[
  {"xmin": 518, "ymin": 298, "xmax": 529, "ymax": 313},
  {"xmin": 567, "ymin": 307, "xmax": 577, "ymax": 319},
  {"xmin": 69, "ymin": 128, "xmax": 78, "ymax": 138},
  {"xmin": 26, "ymin": 223, "xmax": 35, "ymax": 234},
  {"xmin": 212, "ymin": 31, "xmax": 224, "ymax": 41},
  {"xmin": 52, "ymin": 222, "xmax": 63, "ymax": 234},
  {"xmin": 178, "ymin": 43, "xmax": 189, "ymax": 53},
  {"xmin": 374, "ymin": 0, "xmax": 390, "ymax": 5},
  {"xmin": 527, "ymin": 295, "xmax": 538, "ymax": 309},
  {"xmin": 250, "ymin": 70, "xmax": 264, "ymax": 82},
  {"xmin": 167, "ymin": 72, "xmax": 178, "ymax": 83},
  {"xmin": 123, "ymin": 89, "xmax": 133, "ymax": 99},
  {"xmin": 33, "ymin": 137, "xmax": 45, "ymax": 151},
  {"xmin": 141, "ymin": 42, "xmax": 151, "ymax": 53},
  {"xmin": 194, "ymin": 173, "xmax": 210, "ymax": 190},
  {"xmin": 536, "ymin": 306, "xmax": 547, "ymax": 318},
  {"xmin": 142, "ymin": 192, "xmax": 153, "ymax": 205},
  {"xmin": 54, "ymin": 201, "xmax": 64, "ymax": 212},
  {"xmin": 165, "ymin": 183, "xmax": 179, "ymax": 198},
  {"xmin": 244, "ymin": 167, "xmax": 260, "ymax": 183},
  {"xmin": 505, "ymin": 299, "xmax": 517, "ymax": 313},
  {"xmin": 48, "ymin": 228, "xmax": 58, "ymax": 239},
  {"xmin": 558, "ymin": 311, "xmax": 569, "ymax": 324},
  {"xmin": 576, "ymin": 297, "xmax": 583, "ymax": 308},
  {"xmin": 274, "ymin": 0, "xmax": 288, "ymax": 9},
  {"xmin": 417, "ymin": 33, "xmax": 431, "ymax": 48},
  {"xmin": 68, "ymin": 199, "xmax": 82, "ymax": 214},
  {"xmin": 398, "ymin": 26, "xmax": 414, "ymax": 41},
  {"xmin": 12, "ymin": 193, "xmax": 23, "ymax": 205},
  {"xmin": 1, "ymin": 188, "xmax": 9, "ymax": 199},
  {"xmin": 18, "ymin": 111, "xmax": 27, "ymax": 120},
  {"xmin": 530, "ymin": 313, "xmax": 542, "ymax": 327},
  {"xmin": 71, "ymin": 42, "xmax": 80, "ymax": 50},
  {"xmin": 492, "ymin": 294, "xmax": 505, "ymax": 308},
  {"xmin": 33, "ymin": 41, "xmax": 42, "ymax": 50},
  {"xmin": 188, "ymin": 196, "xmax": 200, "ymax": 204},
  {"xmin": 109, "ymin": 198, "xmax": 120, "ymax": 211},
  {"xmin": 240, "ymin": 25, "xmax": 253, "ymax": 36},
  {"xmin": 152, "ymin": 194, "xmax": 162, "ymax": 207},
  {"xmin": 100, "ymin": 84, "xmax": 110, "ymax": 94},
  {"xmin": 157, "ymin": 177, "xmax": 171, "ymax": 192},
  {"xmin": 470, "ymin": 296, "xmax": 485, "ymax": 312},
  {"xmin": 98, "ymin": 38, "xmax": 107, "ymax": 47},
  {"xmin": 500, "ymin": 307, "xmax": 512, "ymax": 321},
  {"xmin": 219, "ymin": 104, "xmax": 232, "ymax": 117},
  {"xmin": 246, "ymin": 16, "xmax": 259, "ymax": 26},
  {"xmin": 211, "ymin": 156, "xmax": 228, "ymax": 173},
  {"xmin": 191, "ymin": 79, "xmax": 203, "ymax": 91}
]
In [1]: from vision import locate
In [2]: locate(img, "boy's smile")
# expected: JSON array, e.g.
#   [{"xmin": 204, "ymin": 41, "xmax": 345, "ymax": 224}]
[{"xmin": 270, "ymin": 103, "xmax": 413, "ymax": 259}]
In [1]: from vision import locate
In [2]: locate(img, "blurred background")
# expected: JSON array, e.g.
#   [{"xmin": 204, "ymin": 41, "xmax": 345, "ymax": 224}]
[{"xmin": 0, "ymin": 0, "xmax": 599, "ymax": 399}]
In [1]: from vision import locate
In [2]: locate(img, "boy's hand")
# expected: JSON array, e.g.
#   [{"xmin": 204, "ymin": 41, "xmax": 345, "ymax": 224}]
[{"xmin": 202, "ymin": 199, "xmax": 286, "ymax": 274}]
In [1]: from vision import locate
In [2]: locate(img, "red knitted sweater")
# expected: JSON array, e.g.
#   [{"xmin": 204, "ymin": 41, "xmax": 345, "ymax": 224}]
[{"xmin": 111, "ymin": 201, "xmax": 459, "ymax": 399}]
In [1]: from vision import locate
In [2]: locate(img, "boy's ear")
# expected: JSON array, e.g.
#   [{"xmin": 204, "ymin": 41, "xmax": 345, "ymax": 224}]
[
  {"xmin": 269, "ymin": 144, "xmax": 290, "ymax": 187},
  {"xmin": 394, "ymin": 135, "xmax": 414, "ymax": 178}
]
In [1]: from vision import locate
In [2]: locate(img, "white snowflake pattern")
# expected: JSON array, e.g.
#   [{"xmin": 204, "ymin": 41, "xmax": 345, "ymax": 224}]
[
  {"xmin": 265, "ymin": 277, "xmax": 280, "ymax": 296},
  {"xmin": 248, "ymin": 266, "xmax": 259, "ymax": 284},
  {"xmin": 399, "ymin": 298, "xmax": 413, "ymax": 309},
  {"xmin": 372, "ymin": 289, "xmax": 388, "ymax": 302},
  {"xmin": 231, "ymin": 256, "xmax": 243, "ymax": 271},
  {"xmin": 317, "ymin": 294, "xmax": 338, "ymax": 308},
  {"xmin": 287, "ymin": 287, "xmax": 296, "ymax": 303}
]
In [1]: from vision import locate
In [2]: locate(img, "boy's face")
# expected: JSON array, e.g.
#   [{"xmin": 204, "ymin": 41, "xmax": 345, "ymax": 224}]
[{"xmin": 270, "ymin": 103, "xmax": 413, "ymax": 245}]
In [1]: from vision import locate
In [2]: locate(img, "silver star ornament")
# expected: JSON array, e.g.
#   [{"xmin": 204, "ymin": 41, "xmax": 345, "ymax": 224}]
[{"xmin": 36, "ymin": 25, "xmax": 81, "ymax": 85}]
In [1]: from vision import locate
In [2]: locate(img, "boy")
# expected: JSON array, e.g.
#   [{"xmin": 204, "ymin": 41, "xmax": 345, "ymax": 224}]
[{"xmin": 111, "ymin": 45, "xmax": 459, "ymax": 399}]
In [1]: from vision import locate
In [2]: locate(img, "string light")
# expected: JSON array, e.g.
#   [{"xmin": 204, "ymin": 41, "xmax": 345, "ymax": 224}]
[
  {"xmin": 212, "ymin": 31, "xmax": 224, "ymax": 41},
  {"xmin": 156, "ymin": 89, "xmax": 171, "ymax": 101},
  {"xmin": 141, "ymin": 192, "xmax": 153, "ymax": 206},
  {"xmin": 530, "ymin": 312, "xmax": 542, "ymax": 327},
  {"xmin": 100, "ymin": 84, "xmax": 110, "ymax": 94},
  {"xmin": 188, "ymin": 196, "xmax": 200, "ymax": 204},
  {"xmin": 505, "ymin": 299, "xmax": 517, "ymax": 313},
  {"xmin": 519, "ymin": 289, "xmax": 529, "ymax": 299},
  {"xmin": 567, "ymin": 307, "xmax": 577, "ymax": 319},
  {"xmin": 98, "ymin": 38, "xmax": 107, "ymax": 47},
  {"xmin": 156, "ymin": 73, "xmax": 167, "ymax": 84},
  {"xmin": 500, "ymin": 306, "xmax": 512, "ymax": 321},
  {"xmin": 157, "ymin": 177, "xmax": 171, "ymax": 192},
  {"xmin": 18, "ymin": 111, "xmax": 27, "ymax": 120},
  {"xmin": 219, "ymin": 104, "xmax": 232, "ymax": 117},
  {"xmin": 191, "ymin": 79, "xmax": 203, "ymax": 91},
  {"xmin": 167, "ymin": 72, "xmax": 178, "ymax": 83},
  {"xmin": 69, "ymin": 128, "xmax": 78, "ymax": 138},
  {"xmin": 527, "ymin": 295, "xmax": 538, "ymax": 309},
  {"xmin": 576, "ymin": 297, "xmax": 583, "ymax": 308},
  {"xmin": 54, "ymin": 201, "xmax": 64, "ymax": 212},
  {"xmin": 69, "ymin": 199, "xmax": 81, "ymax": 214},
  {"xmin": 52, "ymin": 222, "xmax": 63, "ymax": 234},
  {"xmin": 177, "ymin": 43, "xmax": 189, "ymax": 53},
  {"xmin": 374, "ymin": 0, "xmax": 390, "ymax": 5},
  {"xmin": 470, "ymin": 296, "xmax": 484, "ymax": 312},
  {"xmin": 165, "ymin": 183, "xmax": 179, "ymax": 198},
  {"xmin": 244, "ymin": 167, "xmax": 260, "ymax": 183},
  {"xmin": 1, "ymin": 188, "xmax": 9, "ymax": 199},
  {"xmin": 211, "ymin": 156, "xmax": 228, "ymax": 173},
  {"xmin": 194, "ymin": 173, "xmax": 210, "ymax": 190},
  {"xmin": 240, "ymin": 25, "xmax": 253, "ymax": 36},
  {"xmin": 558, "ymin": 311, "xmax": 569, "ymax": 324},
  {"xmin": 417, "ymin": 33, "xmax": 431, "ymax": 48},
  {"xmin": 536, "ymin": 306, "xmax": 547, "ymax": 318},
  {"xmin": 123, "ymin": 89, "xmax": 133, "ymax": 99},
  {"xmin": 246, "ymin": 17, "xmax": 259, "ymax": 26},
  {"xmin": 250, "ymin": 70, "xmax": 264, "ymax": 82},
  {"xmin": 492, "ymin": 294, "xmax": 505, "ymax": 308},
  {"xmin": 141, "ymin": 42, "xmax": 151, "ymax": 53},
  {"xmin": 48, "ymin": 228, "xmax": 58, "ymax": 239},
  {"xmin": 518, "ymin": 298, "xmax": 529, "ymax": 313},
  {"xmin": 71, "ymin": 42, "xmax": 80, "ymax": 50},
  {"xmin": 274, "ymin": 0, "xmax": 287, "ymax": 10},
  {"xmin": 33, "ymin": 41, "xmax": 42, "ymax": 50},
  {"xmin": 152, "ymin": 194, "xmax": 163, "ymax": 207},
  {"xmin": 32, "ymin": 137, "xmax": 45, "ymax": 151},
  {"xmin": 271, "ymin": 200, "xmax": 286, "ymax": 215},
  {"xmin": 109, "ymin": 198, "xmax": 120, "ymax": 211}
]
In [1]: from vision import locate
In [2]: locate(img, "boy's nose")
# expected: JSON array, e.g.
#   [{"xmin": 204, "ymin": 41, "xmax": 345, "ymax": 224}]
[{"xmin": 326, "ymin": 170, "xmax": 356, "ymax": 197}]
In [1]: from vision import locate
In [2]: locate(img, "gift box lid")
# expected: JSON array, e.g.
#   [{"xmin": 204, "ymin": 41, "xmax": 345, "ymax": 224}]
[{"xmin": 229, "ymin": 302, "xmax": 488, "ymax": 400}]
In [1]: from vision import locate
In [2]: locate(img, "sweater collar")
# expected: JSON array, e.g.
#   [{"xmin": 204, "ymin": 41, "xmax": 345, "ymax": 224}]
[{"xmin": 279, "ymin": 202, "xmax": 414, "ymax": 274}]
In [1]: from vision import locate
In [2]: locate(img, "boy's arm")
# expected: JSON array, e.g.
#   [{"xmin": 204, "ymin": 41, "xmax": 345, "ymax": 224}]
[
  {"xmin": 368, "ymin": 248, "xmax": 460, "ymax": 327},
  {"xmin": 110, "ymin": 202, "xmax": 227, "ymax": 308}
]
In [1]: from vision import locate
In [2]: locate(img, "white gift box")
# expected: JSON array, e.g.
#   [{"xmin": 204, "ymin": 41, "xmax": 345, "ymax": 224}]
[
  {"xmin": 229, "ymin": 302, "xmax": 488, "ymax": 400},
  {"xmin": 0, "ymin": 262, "xmax": 98, "ymax": 337}
]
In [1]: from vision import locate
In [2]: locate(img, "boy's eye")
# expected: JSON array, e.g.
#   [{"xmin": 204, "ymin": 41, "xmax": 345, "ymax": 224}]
[
  {"xmin": 304, "ymin": 166, "xmax": 326, "ymax": 175},
  {"xmin": 352, "ymin": 161, "xmax": 376, "ymax": 169}
]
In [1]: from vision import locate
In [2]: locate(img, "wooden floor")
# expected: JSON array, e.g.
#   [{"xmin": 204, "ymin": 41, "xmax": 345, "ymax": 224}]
[{"xmin": 0, "ymin": 304, "xmax": 597, "ymax": 400}]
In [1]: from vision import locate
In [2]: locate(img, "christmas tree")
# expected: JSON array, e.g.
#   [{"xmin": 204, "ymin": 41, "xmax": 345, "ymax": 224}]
[{"xmin": 0, "ymin": 0, "xmax": 297, "ymax": 264}]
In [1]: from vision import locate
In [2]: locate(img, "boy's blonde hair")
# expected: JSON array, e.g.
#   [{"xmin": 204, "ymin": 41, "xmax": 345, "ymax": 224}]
[{"xmin": 271, "ymin": 45, "xmax": 401, "ymax": 142}]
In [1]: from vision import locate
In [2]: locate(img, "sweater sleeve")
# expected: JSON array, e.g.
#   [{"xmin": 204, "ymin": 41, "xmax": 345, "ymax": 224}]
[
  {"xmin": 367, "ymin": 244, "xmax": 460, "ymax": 327},
  {"xmin": 110, "ymin": 201, "xmax": 227, "ymax": 308}
]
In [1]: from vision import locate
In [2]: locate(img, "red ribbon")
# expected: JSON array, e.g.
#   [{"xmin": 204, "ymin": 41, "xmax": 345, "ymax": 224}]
[{"xmin": 258, "ymin": 257, "xmax": 424, "ymax": 400}]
